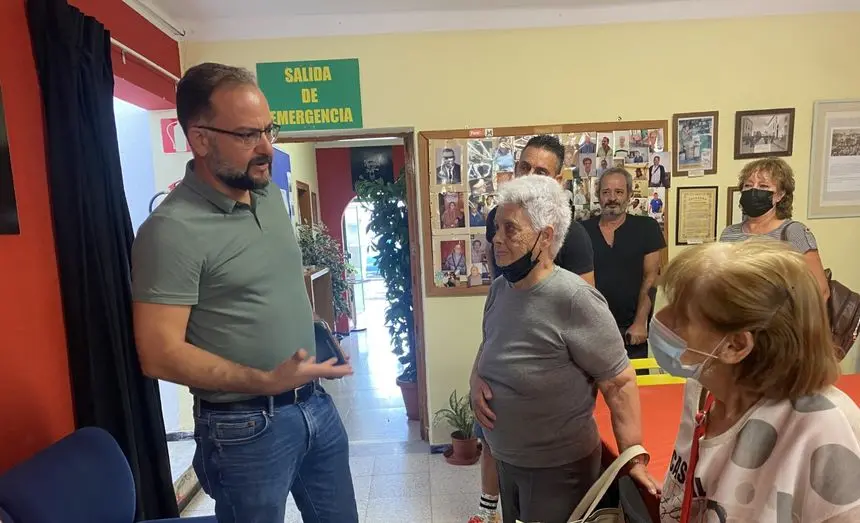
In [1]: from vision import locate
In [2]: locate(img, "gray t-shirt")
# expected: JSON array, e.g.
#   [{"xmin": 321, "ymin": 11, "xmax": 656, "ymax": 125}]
[
  {"xmin": 132, "ymin": 164, "xmax": 315, "ymax": 403},
  {"xmin": 719, "ymin": 219, "xmax": 818, "ymax": 253},
  {"xmin": 477, "ymin": 267, "xmax": 629, "ymax": 468}
]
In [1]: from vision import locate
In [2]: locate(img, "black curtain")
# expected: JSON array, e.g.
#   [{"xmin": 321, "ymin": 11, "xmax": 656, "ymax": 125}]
[{"xmin": 25, "ymin": 0, "xmax": 178, "ymax": 519}]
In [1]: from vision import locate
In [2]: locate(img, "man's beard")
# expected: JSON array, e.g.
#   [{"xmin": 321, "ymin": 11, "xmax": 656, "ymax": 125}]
[
  {"xmin": 601, "ymin": 200, "xmax": 627, "ymax": 217},
  {"xmin": 211, "ymin": 153, "xmax": 272, "ymax": 191}
]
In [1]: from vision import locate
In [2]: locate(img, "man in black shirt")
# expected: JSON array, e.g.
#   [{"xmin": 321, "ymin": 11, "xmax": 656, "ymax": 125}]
[
  {"xmin": 469, "ymin": 135, "xmax": 595, "ymax": 523},
  {"xmin": 485, "ymin": 135, "xmax": 595, "ymax": 284},
  {"xmin": 582, "ymin": 167, "xmax": 665, "ymax": 362}
]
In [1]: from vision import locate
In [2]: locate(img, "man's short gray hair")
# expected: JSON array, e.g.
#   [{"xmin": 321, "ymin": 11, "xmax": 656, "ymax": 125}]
[
  {"xmin": 496, "ymin": 175, "xmax": 571, "ymax": 257},
  {"xmin": 597, "ymin": 167, "xmax": 633, "ymax": 195}
]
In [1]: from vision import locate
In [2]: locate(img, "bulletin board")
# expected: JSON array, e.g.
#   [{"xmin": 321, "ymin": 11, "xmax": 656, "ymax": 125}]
[{"xmin": 418, "ymin": 120, "xmax": 672, "ymax": 298}]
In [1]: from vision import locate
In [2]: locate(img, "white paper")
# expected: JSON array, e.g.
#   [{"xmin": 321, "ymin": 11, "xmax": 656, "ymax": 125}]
[
  {"xmin": 825, "ymin": 127, "xmax": 860, "ymax": 195},
  {"xmin": 826, "ymin": 159, "xmax": 860, "ymax": 193}
]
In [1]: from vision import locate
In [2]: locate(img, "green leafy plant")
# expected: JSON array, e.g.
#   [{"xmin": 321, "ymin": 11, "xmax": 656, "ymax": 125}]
[
  {"xmin": 296, "ymin": 223, "xmax": 354, "ymax": 320},
  {"xmin": 354, "ymin": 169, "xmax": 417, "ymax": 383},
  {"xmin": 433, "ymin": 390, "xmax": 475, "ymax": 440}
]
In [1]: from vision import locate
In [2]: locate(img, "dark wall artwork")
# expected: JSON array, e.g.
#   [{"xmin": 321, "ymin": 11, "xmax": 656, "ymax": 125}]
[
  {"xmin": 0, "ymin": 87, "xmax": 20, "ymax": 235},
  {"xmin": 350, "ymin": 145, "xmax": 394, "ymax": 190}
]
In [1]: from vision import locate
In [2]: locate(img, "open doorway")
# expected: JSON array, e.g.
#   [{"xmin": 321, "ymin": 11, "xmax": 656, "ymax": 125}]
[
  {"xmin": 342, "ymin": 198, "xmax": 383, "ymax": 332},
  {"xmin": 279, "ymin": 130, "xmax": 428, "ymax": 439},
  {"xmin": 296, "ymin": 180, "xmax": 312, "ymax": 226}
]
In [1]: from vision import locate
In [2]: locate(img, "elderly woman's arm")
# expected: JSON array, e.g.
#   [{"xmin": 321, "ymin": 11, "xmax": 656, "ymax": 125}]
[
  {"xmin": 596, "ymin": 365, "xmax": 643, "ymax": 453},
  {"xmin": 470, "ymin": 281, "xmax": 499, "ymax": 429},
  {"xmin": 597, "ymin": 366, "xmax": 659, "ymax": 495},
  {"xmin": 565, "ymin": 286, "xmax": 660, "ymax": 495}
]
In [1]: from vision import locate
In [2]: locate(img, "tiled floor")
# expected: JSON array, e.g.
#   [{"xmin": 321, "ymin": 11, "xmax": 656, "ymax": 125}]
[{"xmin": 182, "ymin": 281, "xmax": 481, "ymax": 522}]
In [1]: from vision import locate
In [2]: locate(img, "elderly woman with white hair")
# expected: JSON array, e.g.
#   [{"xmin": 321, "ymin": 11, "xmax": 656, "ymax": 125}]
[{"xmin": 470, "ymin": 175, "xmax": 658, "ymax": 523}]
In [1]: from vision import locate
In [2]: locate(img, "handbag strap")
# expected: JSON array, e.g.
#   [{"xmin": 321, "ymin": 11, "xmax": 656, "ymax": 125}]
[
  {"xmin": 779, "ymin": 220, "xmax": 793, "ymax": 242},
  {"xmin": 680, "ymin": 389, "xmax": 714, "ymax": 523},
  {"xmin": 570, "ymin": 444, "xmax": 649, "ymax": 521}
]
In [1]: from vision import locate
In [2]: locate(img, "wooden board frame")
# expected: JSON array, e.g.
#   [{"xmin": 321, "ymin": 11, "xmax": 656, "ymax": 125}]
[{"xmin": 419, "ymin": 120, "xmax": 670, "ymax": 298}]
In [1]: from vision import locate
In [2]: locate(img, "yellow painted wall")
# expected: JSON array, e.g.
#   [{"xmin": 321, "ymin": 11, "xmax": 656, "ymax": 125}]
[
  {"xmin": 183, "ymin": 12, "xmax": 860, "ymax": 443},
  {"xmin": 275, "ymin": 142, "xmax": 319, "ymax": 225}
]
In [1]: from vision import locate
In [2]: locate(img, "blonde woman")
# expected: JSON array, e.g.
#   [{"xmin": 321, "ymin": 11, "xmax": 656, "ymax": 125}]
[
  {"xmin": 651, "ymin": 240, "xmax": 860, "ymax": 522},
  {"xmin": 720, "ymin": 157, "xmax": 829, "ymax": 300}
]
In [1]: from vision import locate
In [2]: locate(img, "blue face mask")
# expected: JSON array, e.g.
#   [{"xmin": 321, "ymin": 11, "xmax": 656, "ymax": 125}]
[{"xmin": 648, "ymin": 317, "xmax": 727, "ymax": 380}]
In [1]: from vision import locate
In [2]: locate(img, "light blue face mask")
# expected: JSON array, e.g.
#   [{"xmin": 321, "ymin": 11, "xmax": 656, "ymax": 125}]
[{"xmin": 648, "ymin": 317, "xmax": 727, "ymax": 380}]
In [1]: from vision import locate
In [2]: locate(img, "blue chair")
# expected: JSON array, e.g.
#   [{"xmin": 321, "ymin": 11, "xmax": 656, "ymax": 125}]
[{"xmin": 0, "ymin": 427, "xmax": 215, "ymax": 523}]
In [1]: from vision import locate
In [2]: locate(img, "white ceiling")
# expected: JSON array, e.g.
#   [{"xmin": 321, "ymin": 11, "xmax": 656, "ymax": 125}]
[
  {"xmin": 146, "ymin": 0, "xmax": 655, "ymax": 17},
  {"xmin": 129, "ymin": 0, "xmax": 860, "ymax": 41}
]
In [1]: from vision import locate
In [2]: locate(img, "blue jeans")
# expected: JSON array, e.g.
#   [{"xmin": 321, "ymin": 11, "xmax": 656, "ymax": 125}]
[{"xmin": 192, "ymin": 387, "xmax": 358, "ymax": 523}]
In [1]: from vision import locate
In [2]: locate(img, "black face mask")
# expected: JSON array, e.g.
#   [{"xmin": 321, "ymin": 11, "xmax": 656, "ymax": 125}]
[
  {"xmin": 497, "ymin": 234, "xmax": 542, "ymax": 284},
  {"xmin": 739, "ymin": 188, "xmax": 775, "ymax": 218}
]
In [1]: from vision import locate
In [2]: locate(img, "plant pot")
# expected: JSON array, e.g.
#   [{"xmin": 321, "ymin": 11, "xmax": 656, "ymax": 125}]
[
  {"xmin": 396, "ymin": 378, "xmax": 420, "ymax": 421},
  {"xmin": 444, "ymin": 431, "xmax": 481, "ymax": 466}
]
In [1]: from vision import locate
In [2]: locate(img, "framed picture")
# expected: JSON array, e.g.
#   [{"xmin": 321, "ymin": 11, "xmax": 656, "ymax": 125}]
[
  {"xmin": 675, "ymin": 186, "xmax": 718, "ymax": 245},
  {"xmin": 437, "ymin": 192, "xmax": 467, "ymax": 230},
  {"xmin": 673, "ymin": 111, "xmax": 719, "ymax": 176},
  {"xmin": 0, "ymin": 87, "xmax": 20, "ymax": 235},
  {"xmin": 433, "ymin": 145, "xmax": 464, "ymax": 187},
  {"xmin": 734, "ymin": 108, "xmax": 795, "ymax": 159},
  {"xmin": 726, "ymin": 186, "xmax": 743, "ymax": 227},
  {"xmin": 808, "ymin": 99, "xmax": 860, "ymax": 219}
]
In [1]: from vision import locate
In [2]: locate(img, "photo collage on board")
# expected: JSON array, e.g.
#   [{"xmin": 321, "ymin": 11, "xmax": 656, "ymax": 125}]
[
  {"xmin": 429, "ymin": 137, "xmax": 532, "ymax": 289},
  {"xmin": 429, "ymin": 130, "xmax": 671, "ymax": 289},
  {"xmin": 564, "ymin": 129, "xmax": 670, "ymax": 234}
]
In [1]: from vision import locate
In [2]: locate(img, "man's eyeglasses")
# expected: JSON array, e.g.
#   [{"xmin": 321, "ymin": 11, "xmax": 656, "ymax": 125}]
[{"xmin": 195, "ymin": 124, "xmax": 281, "ymax": 148}]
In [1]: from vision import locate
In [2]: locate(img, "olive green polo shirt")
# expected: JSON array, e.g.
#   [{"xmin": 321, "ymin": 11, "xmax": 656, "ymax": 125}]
[{"xmin": 131, "ymin": 161, "xmax": 315, "ymax": 402}]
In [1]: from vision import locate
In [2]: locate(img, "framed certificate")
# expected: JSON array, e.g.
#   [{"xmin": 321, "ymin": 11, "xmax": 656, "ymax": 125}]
[{"xmin": 676, "ymin": 186, "xmax": 718, "ymax": 245}]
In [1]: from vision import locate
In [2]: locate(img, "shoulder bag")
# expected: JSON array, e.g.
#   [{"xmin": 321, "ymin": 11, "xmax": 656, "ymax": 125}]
[
  {"xmin": 780, "ymin": 222, "xmax": 860, "ymax": 360},
  {"xmin": 567, "ymin": 444, "xmax": 651, "ymax": 523}
]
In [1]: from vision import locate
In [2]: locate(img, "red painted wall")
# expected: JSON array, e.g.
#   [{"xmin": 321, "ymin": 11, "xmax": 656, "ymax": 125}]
[
  {"xmin": 0, "ymin": 0, "xmax": 75, "ymax": 473},
  {"xmin": 316, "ymin": 145, "xmax": 405, "ymax": 333},
  {"xmin": 316, "ymin": 145, "xmax": 405, "ymax": 250},
  {"xmin": 317, "ymin": 145, "xmax": 406, "ymax": 332},
  {"xmin": 0, "ymin": 0, "xmax": 179, "ymax": 473},
  {"xmin": 69, "ymin": 0, "xmax": 181, "ymax": 108}
]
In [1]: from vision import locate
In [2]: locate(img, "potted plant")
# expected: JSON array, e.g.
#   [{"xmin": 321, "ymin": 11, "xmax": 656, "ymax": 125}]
[
  {"xmin": 296, "ymin": 223, "xmax": 354, "ymax": 323},
  {"xmin": 355, "ymin": 170, "xmax": 419, "ymax": 420},
  {"xmin": 433, "ymin": 390, "xmax": 480, "ymax": 465}
]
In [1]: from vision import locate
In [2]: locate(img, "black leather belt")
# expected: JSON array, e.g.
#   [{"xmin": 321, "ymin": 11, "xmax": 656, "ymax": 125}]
[{"xmin": 196, "ymin": 382, "xmax": 318, "ymax": 412}]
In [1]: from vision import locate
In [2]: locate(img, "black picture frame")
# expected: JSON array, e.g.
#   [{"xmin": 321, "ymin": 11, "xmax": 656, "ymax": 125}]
[
  {"xmin": 0, "ymin": 87, "xmax": 20, "ymax": 235},
  {"xmin": 733, "ymin": 108, "xmax": 795, "ymax": 160},
  {"xmin": 675, "ymin": 186, "xmax": 718, "ymax": 246},
  {"xmin": 673, "ymin": 111, "xmax": 719, "ymax": 176}
]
